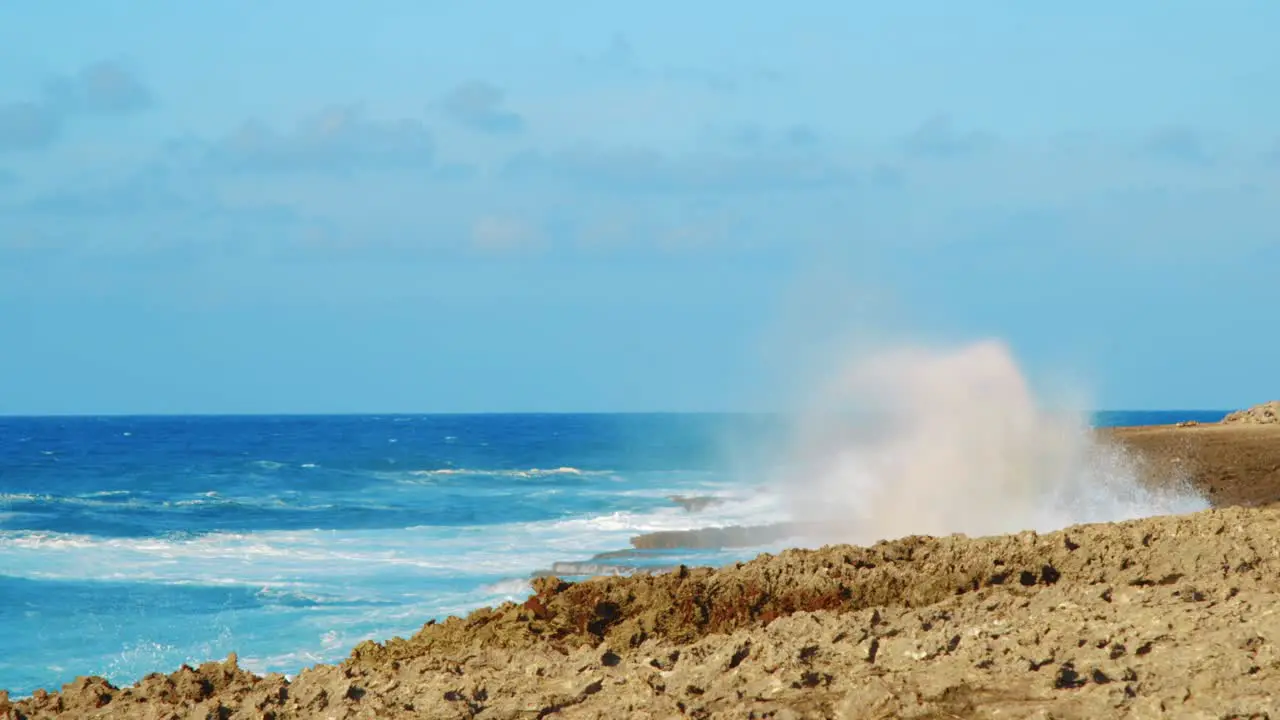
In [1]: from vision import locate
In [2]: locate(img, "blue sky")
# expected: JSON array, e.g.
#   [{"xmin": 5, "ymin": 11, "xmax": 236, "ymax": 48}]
[{"xmin": 2, "ymin": 1, "xmax": 1277, "ymax": 414}]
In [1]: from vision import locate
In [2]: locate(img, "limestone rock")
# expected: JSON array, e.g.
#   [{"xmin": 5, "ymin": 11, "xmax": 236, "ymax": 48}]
[{"xmin": 1223, "ymin": 400, "xmax": 1280, "ymax": 425}]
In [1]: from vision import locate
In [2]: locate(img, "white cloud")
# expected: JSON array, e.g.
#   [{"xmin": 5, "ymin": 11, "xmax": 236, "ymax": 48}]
[{"xmin": 470, "ymin": 215, "xmax": 542, "ymax": 253}]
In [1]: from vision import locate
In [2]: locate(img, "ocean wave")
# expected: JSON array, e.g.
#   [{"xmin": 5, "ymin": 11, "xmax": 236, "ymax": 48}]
[
  {"xmin": 0, "ymin": 490, "xmax": 341, "ymax": 514},
  {"xmin": 0, "ymin": 493, "xmax": 40, "ymax": 503},
  {"xmin": 404, "ymin": 466, "xmax": 609, "ymax": 479},
  {"xmin": 1, "ymin": 491, "xmax": 145, "ymax": 508},
  {"xmin": 249, "ymin": 460, "xmax": 286, "ymax": 471},
  {"xmin": 0, "ymin": 488, "xmax": 783, "ymax": 588},
  {"xmin": 164, "ymin": 495, "xmax": 341, "ymax": 512},
  {"xmin": 479, "ymin": 578, "xmax": 533, "ymax": 596}
]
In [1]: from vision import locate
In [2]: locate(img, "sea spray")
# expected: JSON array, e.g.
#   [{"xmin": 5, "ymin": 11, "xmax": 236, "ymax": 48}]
[{"xmin": 777, "ymin": 339, "xmax": 1208, "ymax": 545}]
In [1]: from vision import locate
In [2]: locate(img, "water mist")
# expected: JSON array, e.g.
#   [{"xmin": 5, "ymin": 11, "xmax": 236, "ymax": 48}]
[{"xmin": 777, "ymin": 339, "xmax": 1208, "ymax": 546}]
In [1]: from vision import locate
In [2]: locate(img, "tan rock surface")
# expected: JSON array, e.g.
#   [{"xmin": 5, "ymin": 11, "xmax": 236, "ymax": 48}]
[
  {"xmin": 7, "ymin": 423, "xmax": 1280, "ymax": 719},
  {"xmin": 1105, "ymin": 422, "xmax": 1280, "ymax": 508},
  {"xmin": 1222, "ymin": 401, "xmax": 1280, "ymax": 426}
]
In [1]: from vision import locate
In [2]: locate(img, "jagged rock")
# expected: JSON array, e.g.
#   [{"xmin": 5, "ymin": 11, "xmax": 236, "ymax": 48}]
[
  {"xmin": 9, "ymin": 505, "xmax": 1280, "ymax": 718},
  {"xmin": 667, "ymin": 495, "xmax": 723, "ymax": 512}
]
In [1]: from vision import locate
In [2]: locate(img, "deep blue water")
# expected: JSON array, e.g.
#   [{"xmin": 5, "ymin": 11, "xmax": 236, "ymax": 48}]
[{"xmin": 0, "ymin": 411, "xmax": 1225, "ymax": 695}]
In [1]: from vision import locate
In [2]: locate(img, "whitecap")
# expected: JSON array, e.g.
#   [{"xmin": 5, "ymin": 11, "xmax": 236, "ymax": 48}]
[{"xmin": 479, "ymin": 578, "xmax": 533, "ymax": 596}]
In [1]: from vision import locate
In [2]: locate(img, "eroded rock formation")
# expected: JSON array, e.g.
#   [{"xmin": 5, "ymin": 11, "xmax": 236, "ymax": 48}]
[{"xmin": 7, "ymin": 505, "xmax": 1280, "ymax": 718}]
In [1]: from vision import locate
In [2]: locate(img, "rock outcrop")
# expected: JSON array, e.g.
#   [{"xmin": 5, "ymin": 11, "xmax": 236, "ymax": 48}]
[{"xmin": 1222, "ymin": 400, "xmax": 1280, "ymax": 425}]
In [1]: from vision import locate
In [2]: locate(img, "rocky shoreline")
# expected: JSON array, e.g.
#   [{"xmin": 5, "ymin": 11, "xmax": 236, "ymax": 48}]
[{"xmin": 5, "ymin": 410, "xmax": 1280, "ymax": 718}]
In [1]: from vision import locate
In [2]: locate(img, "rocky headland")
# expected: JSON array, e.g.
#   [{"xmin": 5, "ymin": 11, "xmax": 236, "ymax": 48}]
[
  {"xmin": 1222, "ymin": 400, "xmax": 1280, "ymax": 425},
  {"xmin": 6, "ymin": 406, "xmax": 1280, "ymax": 719}
]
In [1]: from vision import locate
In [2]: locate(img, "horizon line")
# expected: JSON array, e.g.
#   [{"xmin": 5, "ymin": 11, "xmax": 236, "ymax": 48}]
[{"xmin": 0, "ymin": 409, "xmax": 1234, "ymax": 420}]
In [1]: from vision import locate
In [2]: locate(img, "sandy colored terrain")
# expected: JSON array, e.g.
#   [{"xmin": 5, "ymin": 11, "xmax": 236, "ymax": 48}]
[
  {"xmin": 5, "ymin": 418, "xmax": 1280, "ymax": 719},
  {"xmin": 1105, "ymin": 423, "xmax": 1280, "ymax": 508}
]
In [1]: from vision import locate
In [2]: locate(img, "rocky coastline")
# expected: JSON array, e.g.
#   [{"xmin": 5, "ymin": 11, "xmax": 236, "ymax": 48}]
[{"xmin": 5, "ymin": 405, "xmax": 1280, "ymax": 719}]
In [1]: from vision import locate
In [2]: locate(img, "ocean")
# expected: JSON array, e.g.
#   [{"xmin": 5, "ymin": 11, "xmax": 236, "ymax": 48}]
[{"xmin": 0, "ymin": 410, "xmax": 1225, "ymax": 696}]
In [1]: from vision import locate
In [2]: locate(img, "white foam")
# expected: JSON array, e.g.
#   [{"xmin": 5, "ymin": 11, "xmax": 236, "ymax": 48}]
[
  {"xmin": 0, "ymin": 487, "xmax": 782, "ymax": 591},
  {"xmin": 404, "ymin": 467, "xmax": 607, "ymax": 479},
  {"xmin": 0, "ymin": 492, "xmax": 149, "ymax": 510},
  {"xmin": 480, "ymin": 578, "xmax": 534, "ymax": 596},
  {"xmin": 0, "ymin": 493, "xmax": 40, "ymax": 502}
]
